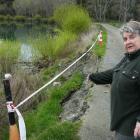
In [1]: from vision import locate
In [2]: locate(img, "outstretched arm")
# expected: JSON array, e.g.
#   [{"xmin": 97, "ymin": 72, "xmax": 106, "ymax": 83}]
[{"xmin": 89, "ymin": 69, "xmax": 113, "ymax": 85}]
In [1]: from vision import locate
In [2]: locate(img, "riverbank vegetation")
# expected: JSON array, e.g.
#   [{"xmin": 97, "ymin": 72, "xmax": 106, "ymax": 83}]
[
  {"xmin": 0, "ymin": 3, "xmax": 108, "ymax": 140},
  {"xmin": 25, "ymin": 72, "xmax": 83, "ymax": 140},
  {"xmin": 0, "ymin": 4, "xmax": 94, "ymax": 139},
  {"xmin": 0, "ymin": 40, "xmax": 20, "ymax": 74},
  {"xmin": 30, "ymin": 5, "xmax": 91, "ymax": 66}
]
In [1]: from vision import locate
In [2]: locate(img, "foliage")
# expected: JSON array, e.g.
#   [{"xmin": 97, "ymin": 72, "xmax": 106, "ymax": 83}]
[
  {"xmin": 53, "ymin": 4, "xmax": 91, "ymax": 34},
  {"xmin": 25, "ymin": 72, "xmax": 83, "ymax": 140}
]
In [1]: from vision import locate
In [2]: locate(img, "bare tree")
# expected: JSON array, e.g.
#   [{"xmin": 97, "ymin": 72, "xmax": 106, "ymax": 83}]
[
  {"xmin": 92, "ymin": 0, "xmax": 112, "ymax": 21},
  {"xmin": 13, "ymin": 0, "xmax": 75, "ymax": 17},
  {"xmin": 119, "ymin": 0, "xmax": 136, "ymax": 22}
]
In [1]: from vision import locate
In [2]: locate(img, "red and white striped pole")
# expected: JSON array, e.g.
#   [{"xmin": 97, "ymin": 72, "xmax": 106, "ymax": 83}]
[
  {"xmin": 3, "ymin": 74, "xmax": 20, "ymax": 140},
  {"xmin": 98, "ymin": 31, "xmax": 103, "ymax": 47}
]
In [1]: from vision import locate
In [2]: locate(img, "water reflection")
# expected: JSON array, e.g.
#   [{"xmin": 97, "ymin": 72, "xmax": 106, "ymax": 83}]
[{"xmin": 20, "ymin": 44, "xmax": 32, "ymax": 62}]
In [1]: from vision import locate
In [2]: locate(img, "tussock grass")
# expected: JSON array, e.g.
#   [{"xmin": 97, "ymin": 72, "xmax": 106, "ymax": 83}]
[
  {"xmin": 34, "ymin": 122, "xmax": 80, "ymax": 140},
  {"xmin": 53, "ymin": 4, "xmax": 91, "ymax": 34},
  {"xmin": 31, "ymin": 31, "xmax": 77, "ymax": 63},
  {"xmin": 31, "ymin": 34, "xmax": 55, "ymax": 62},
  {"xmin": 25, "ymin": 72, "xmax": 83, "ymax": 140},
  {"xmin": 0, "ymin": 40, "xmax": 20, "ymax": 74},
  {"xmin": 30, "ymin": 4, "xmax": 92, "ymax": 65},
  {"xmin": 53, "ymin": 31, "xmax": 77, "ymax": 58}
]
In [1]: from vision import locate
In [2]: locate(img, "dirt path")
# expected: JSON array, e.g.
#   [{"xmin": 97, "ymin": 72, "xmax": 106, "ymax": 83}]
[{"xmin": 79, "ymin": 24, "xmax": 124, "ymax": 140}]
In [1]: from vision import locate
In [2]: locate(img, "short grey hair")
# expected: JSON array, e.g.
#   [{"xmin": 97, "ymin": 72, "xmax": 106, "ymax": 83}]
[{"xmin": 120, "ymin": 20, "xmax": 140, "ymax": 35}]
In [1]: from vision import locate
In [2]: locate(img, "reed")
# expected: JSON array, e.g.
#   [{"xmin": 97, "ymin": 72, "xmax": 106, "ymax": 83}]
[
  {"xmin": 31, "ymin": 31, "xmax": 77, "ymax": 64},
  {"xmin": 53, "ymin": 4, "xmax": 91, "ymax": 34},
  {"xmin": 0, "ymin": 40, "xmax": 20, "ymax": 74}
]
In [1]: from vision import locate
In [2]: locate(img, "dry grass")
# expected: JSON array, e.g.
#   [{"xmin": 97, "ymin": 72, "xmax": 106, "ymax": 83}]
[{"xmin": 10, "ymin": 69, "xmax": 43, "ymax": 110}]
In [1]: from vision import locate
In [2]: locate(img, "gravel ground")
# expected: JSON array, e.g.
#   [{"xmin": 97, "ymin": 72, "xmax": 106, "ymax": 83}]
[{"xmin": 78, "ymin": 24, "xmax": 124, "ymax": 140}]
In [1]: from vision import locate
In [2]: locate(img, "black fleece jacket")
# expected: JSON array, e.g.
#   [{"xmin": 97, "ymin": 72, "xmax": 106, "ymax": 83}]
[{"xmin": 89, "ymin": 49, "xmax": 140, "ymax": 136}]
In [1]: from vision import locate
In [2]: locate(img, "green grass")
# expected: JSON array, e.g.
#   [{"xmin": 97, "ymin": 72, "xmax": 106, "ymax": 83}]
[
  {"xmin": 31, "ymin": 31, "xmax": 77, "ymax": 63},
  {"xmin": 0, "ymin": 40, "xmax": 20, "ymax": 74},
  {"xmin": 53, "ymin": 4, "xmax": 91, "ymax": 34},
  {"xmin": 30, "ymin": 4, "xmax": 92, "ymax": 66},
  {"xmin": 24, "ymin": 71, "xmax": 84, "ymax": 140},
  {"xmin": 53, "ymin": 31, "xmax": 77, "ymax": 58},
  {"xmin": 42, "ymin": 64, "xmax": 60, "ymax": 81},
  {"xmin": 30, "ymin": 34, "xmax": 55, "ymax": 62},
  {"xmin": 33, "ymin": 122, "xmax": 80, "ymax": 140},
  {"xmin": 93, "ymin": 27, "xmax": 107, "ymax": 58}
]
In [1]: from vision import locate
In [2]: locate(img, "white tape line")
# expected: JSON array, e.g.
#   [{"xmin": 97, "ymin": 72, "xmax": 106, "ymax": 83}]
[{"xmin": 16, "ymin": 34, "xmax": 98, "ymax": 109}]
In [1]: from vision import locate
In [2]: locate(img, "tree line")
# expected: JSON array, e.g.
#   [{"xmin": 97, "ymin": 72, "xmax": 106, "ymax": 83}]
[{"xmin": 0, "ymin": 0, "xmax": 139, "ymax": 22}]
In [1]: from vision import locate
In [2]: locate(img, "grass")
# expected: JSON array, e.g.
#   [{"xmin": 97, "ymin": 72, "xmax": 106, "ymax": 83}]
[
  {"xmin": 31, "ymin": 31, "xmax": 77, "ymax": 64},
  {"xmin": 30, "ymin": 34, "xmax": 55, "ymax": 62},
  {"xmin": 42, "ymin": 64, "xmax": 60, "ymax": 81},
  {"xmin": 30, "ymin": 4, "xmax": 92, "ymax": 66},
  {"xmin": 0, "ymin": 40, "xmax": 20, "ymax": 74},
  {"xmin": 53, "ymin": 4, "xmax": 91, "ymax": 34},
  {"xmin": 53, "ymin": 31, "xmax": 77, "ymax": 58},
  {"xmin": 0, "ymin": 4, "xmax": 94, "ymax": 140},
  {"xmin": 93, "ymin": 26, "xmax": 107, "ymax": 58},
  {"xmin": 24, "ymin": 71, "xmax": 83, "ymax": 140},
  {"xmin": 33, "ymin": 122, "xmax": 80, "ymax": 140}
]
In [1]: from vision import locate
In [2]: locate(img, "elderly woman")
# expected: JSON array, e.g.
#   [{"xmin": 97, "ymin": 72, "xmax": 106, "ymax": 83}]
[{"xmin": 88, "ymin": 20, "xmax": 140, "ymax": 140}]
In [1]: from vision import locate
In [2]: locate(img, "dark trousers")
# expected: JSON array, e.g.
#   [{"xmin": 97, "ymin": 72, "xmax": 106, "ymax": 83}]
[{"xmin": 115, "ymin": 132, "xmax": 140, "ymax": 140}]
